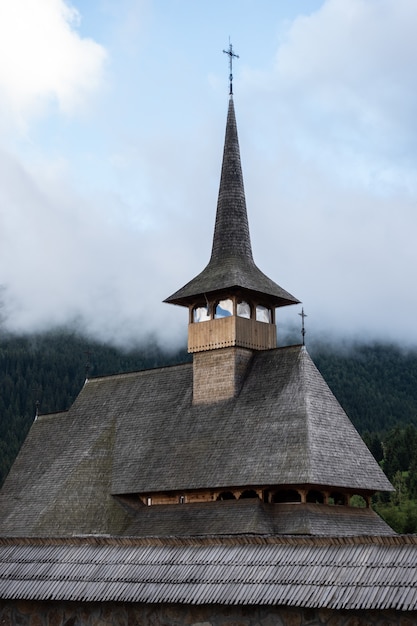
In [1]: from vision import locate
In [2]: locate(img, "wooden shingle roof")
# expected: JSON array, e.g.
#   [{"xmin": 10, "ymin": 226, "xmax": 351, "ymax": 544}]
[
  {"xmin": 122, "ymin": 500, "xmax": 393, "ymax": 537},
  {"xmin": 0, "ymin": 534, "xmax": 416, "ymax": 610},
  {"xmin": 111, "ymin": 345, "xmax": 392, "ymax": 493},
  {"xmin": 0, "ymin": 345, "xmax": 392, "ymax": 537},
  {"xmin": 165, "ymin": 96, "xmax": 299, "ymax": 308}
]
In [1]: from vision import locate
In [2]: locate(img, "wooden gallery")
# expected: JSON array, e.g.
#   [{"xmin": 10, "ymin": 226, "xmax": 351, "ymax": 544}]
[{"xmin": 1, "ymin": 74, "xmax": 417, "ymax": 626}]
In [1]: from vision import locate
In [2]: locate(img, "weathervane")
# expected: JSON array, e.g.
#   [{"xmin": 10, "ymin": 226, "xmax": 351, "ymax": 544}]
[
  {"xmin": 299, "ymin": 308, "xmax": 307, "ymax": 346},
  {"xmin": 31, "ymin": 386, "xmax": 42, "ymax": 421},
  {"xmin": 223, "ymin": 39, "xmax": 239, "ymax": 95}
]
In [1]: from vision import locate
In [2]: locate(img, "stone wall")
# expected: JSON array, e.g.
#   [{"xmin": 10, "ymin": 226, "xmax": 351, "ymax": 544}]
[{"xmin": 1, "ymin": 600, "xmax": 416, "ymax": 626}]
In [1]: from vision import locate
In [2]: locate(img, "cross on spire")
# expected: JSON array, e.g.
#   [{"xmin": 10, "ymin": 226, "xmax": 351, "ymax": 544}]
[
  {"xmin": 223, "ymin": 40, "xmax": 239, "ymax": 95},
  {"xmin": 299, "ymin": 308, "xmax": 307, "ymax": 345},
  {"xmin": 31, "ymin": 386, "xmax": 42, "ymax": 421}
]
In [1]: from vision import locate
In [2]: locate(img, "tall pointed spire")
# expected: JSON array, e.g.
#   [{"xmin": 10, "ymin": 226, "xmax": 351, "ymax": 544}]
[
  {"xmin": 165, "ymin": 94, "xmax": 299, "ymax": 308},
  {"xmin": 209, "ymin": 96, "xmax": 253, "ymax": 266}
]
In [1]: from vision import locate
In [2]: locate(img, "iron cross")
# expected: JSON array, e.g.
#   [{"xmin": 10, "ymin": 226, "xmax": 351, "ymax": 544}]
[
  {"xmin": 299, "ymin": 308, "xmax": 307, "ymax": 345},
  {"xmin": 223, "ymin": 41, "xmax": 239, "ymax": 95}
]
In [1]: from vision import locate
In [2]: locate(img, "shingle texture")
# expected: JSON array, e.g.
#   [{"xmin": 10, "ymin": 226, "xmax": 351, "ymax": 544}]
[
  {"xmin": 0, "ymin": 534, "xmax": 416, "ymax": 609},
  {"xmin": 122, "ymin": 501, "xmax": 393, "ymax": 537},
  {"xmin": 0, "ymin": 345, "xmax": 391, "ymax": 537},
  {"xmin": 165, "ymin": 96, "xmax": 299, "ymax": 307}
]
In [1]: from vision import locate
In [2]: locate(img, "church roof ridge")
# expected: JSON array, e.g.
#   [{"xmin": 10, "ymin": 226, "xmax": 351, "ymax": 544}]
[{"xmin": 83, "ymin": 361, "xmax": 192, "ymax": 384}]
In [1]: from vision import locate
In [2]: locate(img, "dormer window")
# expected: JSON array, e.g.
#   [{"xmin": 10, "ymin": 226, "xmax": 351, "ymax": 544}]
[
  {"xmin": 256, "ymin": 305, "xmax": 272, "ymax": 323},
  {"xmin": 193, "ymin": 305, "xmax": 210, "ymax": 323},
  {"xmin": 237, "ymin": 300, "xmax": 251, "ymax": 319},
  {"xmin": 214, "ymin": 299, "xmax": 233, "ymax": 319}
]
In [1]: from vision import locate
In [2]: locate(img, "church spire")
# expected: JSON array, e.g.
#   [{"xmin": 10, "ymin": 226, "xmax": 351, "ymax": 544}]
[
  {"xmin": 165, "ymin": 44, "xmax": 299, "ymax": 360},
  {"xmin": 164, "ymin": 94, "xmax": 299, "ymax": 309},
  {"xmin": 210, "ymin": 94, "xmax": 253, "ymax": 267}
]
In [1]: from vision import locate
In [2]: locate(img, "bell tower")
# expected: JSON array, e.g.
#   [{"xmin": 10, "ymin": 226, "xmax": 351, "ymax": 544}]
[{"xmin": 165, "ymin": 55, "xmax": 299, "ymax": 402}]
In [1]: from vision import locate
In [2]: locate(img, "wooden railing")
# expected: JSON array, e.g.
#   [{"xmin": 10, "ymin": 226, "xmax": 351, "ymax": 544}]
[{"xmin": 188, "ymin": 316, "xmax": 276, "ymax": 352}]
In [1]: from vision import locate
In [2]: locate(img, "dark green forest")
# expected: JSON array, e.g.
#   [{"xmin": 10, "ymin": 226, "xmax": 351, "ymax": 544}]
[
  {"xmin": 0, "ymin": 329, "xmax": 190, "ymax": 487},
  {"xmin": 1, "ymin": 329, "xmax": 417, "ymax": 532},
  {"xmin": 311, "ymin": 342, "xmax": 417, "ymax": 532}
]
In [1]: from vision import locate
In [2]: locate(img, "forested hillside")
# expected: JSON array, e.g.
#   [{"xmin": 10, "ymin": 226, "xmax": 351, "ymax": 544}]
[
  {"xmin": 1, "ymin": 330, "xmax": 417, "ymax": 532},
  {"xmin": 0, "ymin": 329, "xmax": 189, "ymax": 486},
  {"xmin": 312, "ymin": 342, "xmax": 417, "ymax": 433},
  {"xmin": 311, "ymin": 342, "xmax": 417, "ymax": 532}
]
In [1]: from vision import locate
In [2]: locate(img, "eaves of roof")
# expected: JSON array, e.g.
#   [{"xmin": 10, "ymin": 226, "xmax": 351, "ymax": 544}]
[{"xmin": 0, "ymin": 534, "xmax": 416, "ymax": 610}]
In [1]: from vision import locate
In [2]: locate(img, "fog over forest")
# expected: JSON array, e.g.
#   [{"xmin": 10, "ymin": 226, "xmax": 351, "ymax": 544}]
[{"xmin": 1, "ymin": 1, "xmax": 417, "ymax": 349}]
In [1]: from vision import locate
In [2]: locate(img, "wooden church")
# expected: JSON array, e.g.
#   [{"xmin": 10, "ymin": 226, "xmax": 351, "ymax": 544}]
[{"xmin": 1, "ymin": 72, "xmax": 417, "ymax": 625}]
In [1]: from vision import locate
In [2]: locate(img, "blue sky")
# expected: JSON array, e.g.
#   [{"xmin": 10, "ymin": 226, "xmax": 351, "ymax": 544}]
[{"xmin": 0, "ymin": 0, "xmax": 416, "ymax": 348}]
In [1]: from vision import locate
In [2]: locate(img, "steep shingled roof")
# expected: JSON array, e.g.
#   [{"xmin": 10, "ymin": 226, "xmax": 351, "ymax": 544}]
[
  {"xmin": 165, "ymin": 96, "xmax": 299, "ymax": 307},
  {"xmin": 0, "ymin": 345, "xmax": 392, "ymax": 537},
  {"xmin": 111, "ymin": 346, "xmax": 392, "ymax": 494}
]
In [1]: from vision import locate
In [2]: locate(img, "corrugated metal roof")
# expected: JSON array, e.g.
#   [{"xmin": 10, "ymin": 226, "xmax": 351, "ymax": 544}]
[{"xmin": 0, "ymin": 535, "xmax": 416, "ymax": 609}]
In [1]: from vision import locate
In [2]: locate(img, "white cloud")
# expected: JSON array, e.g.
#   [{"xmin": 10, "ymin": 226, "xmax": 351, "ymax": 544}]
[
  {"xmin": 1, "ymin": 0, "xmax": 417, "ymax": 350},
  {"xmin": 268, "ymin": 0, "xmax": 417, "ymax": 191},
  {"xmin": 0, "ymin": 145, "xmax": 192, "ymax": 348},
  {"xmin": 0, "ymin": 0, "xmax": 106, "ymax": 131},
  {"xmin": 235, "ymin": 0, "xmax": 417, "ymax": 345}
]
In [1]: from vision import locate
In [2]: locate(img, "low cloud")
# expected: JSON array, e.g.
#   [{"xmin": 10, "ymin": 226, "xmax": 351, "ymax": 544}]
[
  {"xmin": 1, "ymin": 0, "xmax": 417, "ymax": 350},
  {"xmin": 238, "ymin": 0, "xmax": 417, "ymax": 346},
  {"xmin": 272, "ymin": 0, "xmax": 417, "ymax": 189},
  {"xmin": 0, "ymin": 147, "xmax": 190, "ymax": 349}
]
